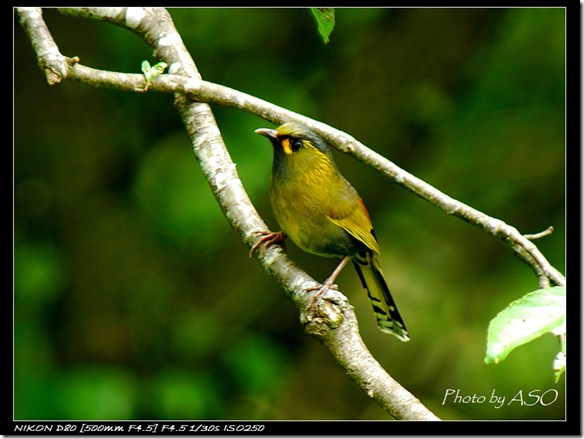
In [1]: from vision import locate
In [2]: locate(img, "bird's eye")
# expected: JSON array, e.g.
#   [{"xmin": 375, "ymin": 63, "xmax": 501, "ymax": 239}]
[{"xmin": 290, "ymin": 139, "xmax": 303, "ymax": 152}]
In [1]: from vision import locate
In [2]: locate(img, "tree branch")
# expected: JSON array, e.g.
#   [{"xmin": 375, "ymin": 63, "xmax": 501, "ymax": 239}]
[
  {"xmin": 15, "ymin": 38, "xmax": 564, "ymax": 290},
  {"xmin": 16, "ymin": 7, "xmax": 441, "ymax": 420}
]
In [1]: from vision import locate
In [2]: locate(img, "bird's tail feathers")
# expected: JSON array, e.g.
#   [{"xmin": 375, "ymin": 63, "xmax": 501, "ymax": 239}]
[{"xmin": 353, "ymin": 253, "xmax": 409, "ymax": 342}]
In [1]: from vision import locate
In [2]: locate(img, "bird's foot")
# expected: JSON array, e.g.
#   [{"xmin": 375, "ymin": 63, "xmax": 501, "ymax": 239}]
[
  {"xmin": 306, "ymin": 279, "xmax": 339, "ymax": 310},
  {"xmin": 303, "ymin": 280, "xmax": 345, "ymax": 332},
  {"xmin": 249, "ymin": 230, "xmax": 286, "ymax": 257}
]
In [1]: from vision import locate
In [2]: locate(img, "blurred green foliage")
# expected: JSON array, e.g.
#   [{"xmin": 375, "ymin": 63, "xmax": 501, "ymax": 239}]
[{"xmin": 14, "ymin": 8, "xmax": 565, "ymax": 420}]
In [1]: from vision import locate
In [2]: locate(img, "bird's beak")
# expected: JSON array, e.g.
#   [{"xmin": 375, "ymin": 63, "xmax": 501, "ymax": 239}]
[{"xmin": 255, "ymin": 128, "xmax": 279, "ymax": 140}]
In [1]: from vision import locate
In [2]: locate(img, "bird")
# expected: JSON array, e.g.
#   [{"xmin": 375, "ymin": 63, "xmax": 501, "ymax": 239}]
[{"xmin": 251, "ymin": 121, "xmax": 409, "ymax": 342}]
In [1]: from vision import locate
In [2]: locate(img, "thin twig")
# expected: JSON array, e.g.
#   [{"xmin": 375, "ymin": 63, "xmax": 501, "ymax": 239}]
[
  {"xmin": 15, "ymin": 9, "xmax": 564, "ymax": 289},
  {"xmin": 524, "ymin": 226, "xmax": 555, "ymax": 240},
  {"xmin": 18, "ymin": 53, "xmax": 565, "ymax": 289}
]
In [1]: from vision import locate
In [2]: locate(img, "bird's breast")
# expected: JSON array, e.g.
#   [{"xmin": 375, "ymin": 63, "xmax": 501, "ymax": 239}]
[{"xmin": 269, "ymin": 171, "xmax": 363, "ymax": 258}]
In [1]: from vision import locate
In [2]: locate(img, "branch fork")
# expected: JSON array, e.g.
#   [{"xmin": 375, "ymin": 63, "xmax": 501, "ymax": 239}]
[{"xmin": 16, "ymin": 7, "xmax": 563, "ymax": 421}]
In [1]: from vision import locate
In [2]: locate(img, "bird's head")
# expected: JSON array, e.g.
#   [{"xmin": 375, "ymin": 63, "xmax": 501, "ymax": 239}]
[{"xmin": 255, "ymin": 122, "xmax": 338, "ymax": 181}]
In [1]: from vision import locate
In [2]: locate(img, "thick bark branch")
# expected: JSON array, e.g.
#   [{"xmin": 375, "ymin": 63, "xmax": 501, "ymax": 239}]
[{"xmin": 16, "ymin": 7, "xmax": 441, "ymax": 420}]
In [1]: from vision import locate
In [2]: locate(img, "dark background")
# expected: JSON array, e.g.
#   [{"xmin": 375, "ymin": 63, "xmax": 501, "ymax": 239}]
[{"xmin": 14, "ymin": 8, "xmax": 565, "ymax": 420}]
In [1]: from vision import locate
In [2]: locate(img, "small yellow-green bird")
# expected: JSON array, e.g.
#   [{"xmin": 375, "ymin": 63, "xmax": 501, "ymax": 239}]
[{"xmin": 252, "ymin": 122, "xmax": 409, "ymax": 342}]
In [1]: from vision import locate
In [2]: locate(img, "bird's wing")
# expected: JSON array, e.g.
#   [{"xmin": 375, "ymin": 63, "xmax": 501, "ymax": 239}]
[{"xmin": 328, "ymin": 197, "xmax": 381, "ymax": 254}]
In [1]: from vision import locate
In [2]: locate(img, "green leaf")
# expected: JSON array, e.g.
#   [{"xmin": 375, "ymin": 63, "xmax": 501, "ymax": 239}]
[
  {"xmin": 141, "ymin": 60, "xmax": 151, "ymax": 75},
  {"xmin": 141, "ymin": 60, "xmax": 168, "ymax": 83},
  {"xmin": 485, "ymin": 286, "xmax": 565, "ymax": 364},
  {"xmin": 310, "ymin": 8, "xmax": 335, "ymax": 44}
]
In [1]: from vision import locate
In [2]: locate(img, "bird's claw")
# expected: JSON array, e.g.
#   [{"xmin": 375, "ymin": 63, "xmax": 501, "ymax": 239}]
[
  {"xmin": 306, "ymin": 281, "xmax": 339, "ymax": 310},
  {"xmin": 249, "ymin": 230, "xmax": 286, "ymax": 257}
]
